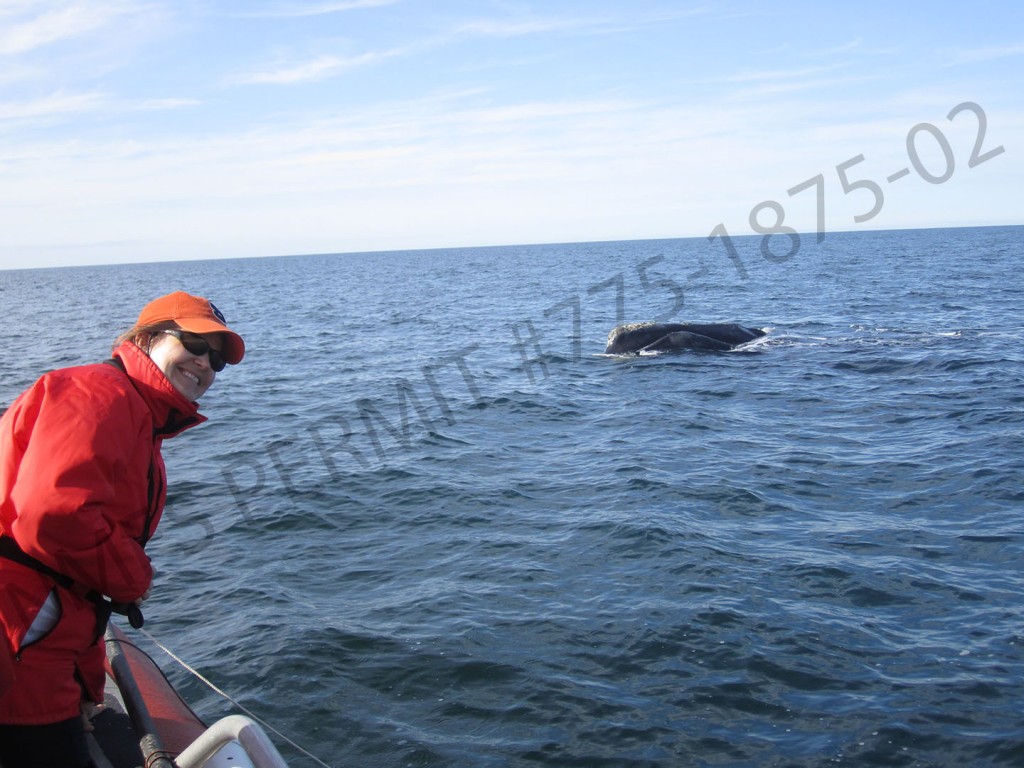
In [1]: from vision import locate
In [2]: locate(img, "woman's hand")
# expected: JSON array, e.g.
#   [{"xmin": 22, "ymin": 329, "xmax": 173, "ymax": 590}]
[
  {"xmin": 81, "ymin": 701, "xmax": 104, "ymax": 732},
  {"xmin": 137, "ymin": 567, "xmax": 155, "ymax": 605}
]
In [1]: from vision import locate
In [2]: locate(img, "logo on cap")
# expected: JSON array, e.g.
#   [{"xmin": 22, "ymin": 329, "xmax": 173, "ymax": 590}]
[{"xmin": 209, "ymin": 301, "xmax": 227, "ymax": 324}]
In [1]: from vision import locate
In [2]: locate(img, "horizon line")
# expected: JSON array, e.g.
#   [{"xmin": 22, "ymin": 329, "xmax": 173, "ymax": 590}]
[{"xmin": 2, "ymin": 221, "xmax": 1020, "ymax": 274}]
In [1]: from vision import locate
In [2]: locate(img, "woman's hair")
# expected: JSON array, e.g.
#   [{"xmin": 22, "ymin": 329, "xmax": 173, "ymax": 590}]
[{"xmin": 113, "ymin": 321, "xmax": 180, "ymax": 355}]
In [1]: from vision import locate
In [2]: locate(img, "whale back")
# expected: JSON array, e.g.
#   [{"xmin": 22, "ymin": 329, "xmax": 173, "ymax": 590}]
[
  {"xmin": 669, "ymin": 323, "xmax": 766, "ymax": 347},
  {"xmin": 605, "ymin": 322, "xmax": 765, "ymax": 354}
]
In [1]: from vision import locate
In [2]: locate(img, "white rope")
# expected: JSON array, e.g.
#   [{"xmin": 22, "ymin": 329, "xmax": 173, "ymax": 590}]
[{"xmin": 136, "ymin": 627, "xmax": 334, "ymax": 768}]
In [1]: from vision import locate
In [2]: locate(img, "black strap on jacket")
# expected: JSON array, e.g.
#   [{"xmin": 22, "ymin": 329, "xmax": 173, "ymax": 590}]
[{"xmin": 0, "ymin": 535, "xmax": 143, "ymax": 632}]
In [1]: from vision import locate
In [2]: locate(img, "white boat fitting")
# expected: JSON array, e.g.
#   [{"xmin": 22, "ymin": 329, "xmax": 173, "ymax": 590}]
[{"xmin": 174, "ymin": 715, "xmax": 289, "ymax": 768}]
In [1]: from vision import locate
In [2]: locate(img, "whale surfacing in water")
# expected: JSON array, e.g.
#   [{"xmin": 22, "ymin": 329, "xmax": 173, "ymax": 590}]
[{"xmin": 605, "ymin": 322, "xmax": 765, "ymax": 355}]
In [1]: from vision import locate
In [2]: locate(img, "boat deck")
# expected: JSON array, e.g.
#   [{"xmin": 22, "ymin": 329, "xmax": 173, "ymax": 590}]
[{"xmin": 87, "ymin": 696, "xmax": 147, "ymax": 768}]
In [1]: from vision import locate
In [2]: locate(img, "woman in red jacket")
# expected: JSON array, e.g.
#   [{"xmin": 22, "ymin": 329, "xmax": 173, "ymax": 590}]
[{"xmin": 0, "ymin": 291, "xmax": 245, "ymax": 768}]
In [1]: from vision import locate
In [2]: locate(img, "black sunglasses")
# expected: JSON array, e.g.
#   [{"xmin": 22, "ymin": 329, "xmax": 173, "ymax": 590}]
[{"xmin": 162, "ymin": 330, "xmax": 227, "ymax": 372}]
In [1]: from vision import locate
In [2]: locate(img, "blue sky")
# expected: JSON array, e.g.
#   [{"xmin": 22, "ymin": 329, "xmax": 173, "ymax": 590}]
[{"xmin": 0, "ymin": 1, "xmax": 1021, "ymax": 269}]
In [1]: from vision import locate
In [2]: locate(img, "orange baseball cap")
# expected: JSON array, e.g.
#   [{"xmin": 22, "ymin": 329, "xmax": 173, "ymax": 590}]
[{"xmin": 136, "ymin": 291, "xmax": 245, "ymax": 365}]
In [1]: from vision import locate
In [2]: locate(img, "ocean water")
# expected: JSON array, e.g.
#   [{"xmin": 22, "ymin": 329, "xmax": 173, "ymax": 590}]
[{"xmin": 1, "ymin": 225, "xmax": 1023, "ymax": 767}]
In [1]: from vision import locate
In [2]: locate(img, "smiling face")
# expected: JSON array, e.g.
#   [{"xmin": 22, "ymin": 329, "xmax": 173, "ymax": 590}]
[{"xmin": 147, "ymin": 331, "xmax": 222, "ymax": 401}]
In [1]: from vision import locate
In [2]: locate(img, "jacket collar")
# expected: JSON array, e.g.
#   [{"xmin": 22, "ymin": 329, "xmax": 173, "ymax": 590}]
[{"xmin": 112, "ymin": 341, "xmax": 208, "ymax": 438}]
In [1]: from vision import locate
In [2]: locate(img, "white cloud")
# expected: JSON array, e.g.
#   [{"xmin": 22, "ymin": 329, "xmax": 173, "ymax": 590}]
[
  {"xmin": 0, "ymin": 91, "xmax": 202, "ymax": 132},
  {"xmin": 225, "ymin": 12, "xmax": 594, "ymax": 88},
  {"xmin": 449, "ymin": 8, "xmax": 712, "ymax": 42},
  {"xmin": 136, "ymin": 97, "xmax": 201, "ymax": 110},
  {"xmin": 945, "ymin": 42, "xmax": 1024, "ymax": 65},
  {"xmin": 228, "ymin": 47, "xmax": 408, "ymax": 84},
  {"xmin": 713, "ymin": 64, "xmax": 846, "ymax": 85},
  {"xmin": 0, "ymin": 1, "xmax": 137, "ymax": 56},
  {"xmin": 227, "ymin": 6, "xmax": 718, "ymax": 89},
  {"xmin": 0, "ymin": 90, "xmax": 106, "ymax": 121},
  {"xmin": 453, "ymin": 16, "xmax": 607, "ymax": 38},
  {"xmin": 241, "ymin": 0, "xmax": 399, "ymax": 18}
]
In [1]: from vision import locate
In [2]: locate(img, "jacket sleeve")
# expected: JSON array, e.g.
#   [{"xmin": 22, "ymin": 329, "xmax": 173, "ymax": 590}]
[{"xmin": 4, "ymin": 369, "xmax": 154, "ymax": 604}]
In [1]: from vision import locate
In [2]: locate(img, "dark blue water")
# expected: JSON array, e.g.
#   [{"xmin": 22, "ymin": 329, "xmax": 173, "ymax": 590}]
[{"xmin": 2, "ymin": 226, "xmax": 1023, "ymax": 767}]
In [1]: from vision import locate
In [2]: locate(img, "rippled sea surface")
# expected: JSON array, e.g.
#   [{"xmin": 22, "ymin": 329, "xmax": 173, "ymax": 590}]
[{"xmin": 2, "ymin": 226, "xmax": 1023, "ymax": 767}]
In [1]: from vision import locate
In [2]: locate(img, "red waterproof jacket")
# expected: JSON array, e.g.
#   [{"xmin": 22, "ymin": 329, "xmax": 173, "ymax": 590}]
[{"xmin": 0, "ymin": 341, "xmax": 205, "ymax": 724}]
